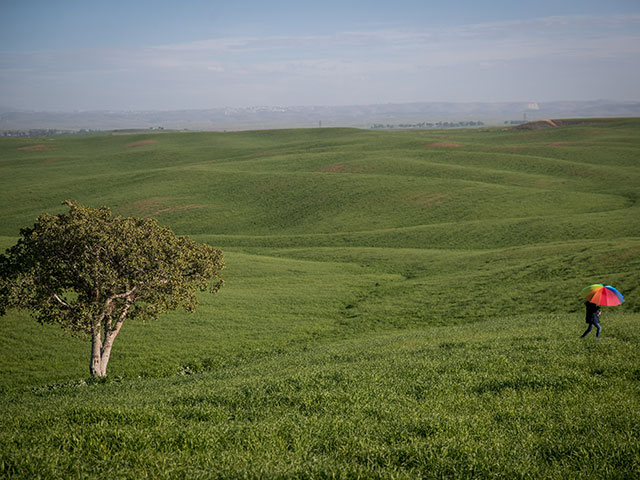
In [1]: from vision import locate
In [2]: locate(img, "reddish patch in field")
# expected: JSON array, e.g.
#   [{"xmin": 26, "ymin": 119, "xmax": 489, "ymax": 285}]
[
  {"xmin": 534, "ymin": 177, "xmax": 561, "ymax": 187},
  {"xmin": 408, "ymin": 193, "xmax": 448, "ymax": 207},
  {"xmin": 128, "ymin": 197, "xmax": 204, "ymax": 216},
  {"xmin": 152, "ymin": 205, "xmax": 204, "ymax": 215},
  {"xmin": 45, "ymin": 157, "xmax": 61, "ymax": 164},
  {"xmin": 320, "ymin": 163, "xmax": 346, "ymax": 173},
  {"xmin": 17, "ymin": 144, "xmax": 51, "ymax": 151},
  {"xmin": 126, "ymin": 140, "xmax": 157, "ymax": 147},
  {"xmin": 128, "ymin": 197, "xmax": 172, "ymax": 215},
  {"xmin": 427, "ymin": 142, "xmax": 462, "ymax": 148}
]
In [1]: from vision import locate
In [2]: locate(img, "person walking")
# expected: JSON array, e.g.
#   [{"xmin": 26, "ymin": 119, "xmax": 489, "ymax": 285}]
[{"xmin": 581, "ymin": 300, "xmax": 601, "ymax": 338}]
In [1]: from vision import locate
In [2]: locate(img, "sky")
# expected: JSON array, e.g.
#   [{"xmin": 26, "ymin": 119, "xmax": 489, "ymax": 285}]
[{"xmin": 1, "ymin": 0, "xmax": 639, "ymax": 111}]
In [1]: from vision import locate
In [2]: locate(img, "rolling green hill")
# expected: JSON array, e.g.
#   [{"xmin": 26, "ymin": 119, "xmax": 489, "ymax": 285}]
[{"xmin": 1, "ymin": 120, "xmax": 639, "ymax": 478}]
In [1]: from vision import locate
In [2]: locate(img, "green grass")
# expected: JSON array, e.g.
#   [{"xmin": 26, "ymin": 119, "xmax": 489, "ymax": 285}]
[
  {"xmin": 1, "ymin": 119, "xmax": 639, "ymax": 478},
  {"xmin": 2, "ymin": 315, "xmax": 639, "ymax": 478}
]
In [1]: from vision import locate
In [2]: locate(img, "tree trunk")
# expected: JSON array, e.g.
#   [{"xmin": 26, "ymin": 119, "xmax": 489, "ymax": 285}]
[
  {"xmin": 89, "ymin": 301, "xmax": 130, "ymax": 378},
  {"xmin": 99, "ymin": 329, "xmax": 119, "ymax": 377},
  {"xmin": 90, "ymin": 326, "xmax": 103, "ymax": 378},
  {"xmin": 89, "ymin": 313, "xmax": 126, "ymax": 378}
]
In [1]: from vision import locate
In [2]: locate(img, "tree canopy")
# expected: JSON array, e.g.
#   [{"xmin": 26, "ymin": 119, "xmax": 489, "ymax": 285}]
[{"xmin": 0, "ymin": 201, "xmax": 224, "ymax": 377}]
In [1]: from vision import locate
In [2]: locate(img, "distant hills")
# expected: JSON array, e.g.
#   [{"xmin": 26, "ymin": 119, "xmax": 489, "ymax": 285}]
[{"xmin": 1, "ymin": 100, "xmax": 639, "ymax": 131}]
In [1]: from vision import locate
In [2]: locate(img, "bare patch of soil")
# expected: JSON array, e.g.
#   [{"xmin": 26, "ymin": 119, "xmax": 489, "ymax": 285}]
[
  {"xmin": 129, "ymin": 197, "xmax": 172, "ymax": 215},
  {"xmin": 534, "ymin": 178, "xmax": 563, "ymax": 188},
  {"xmin": 17, "ymin": 144, "xmax": 51, "ymax": 151},
  {"xmin": 153, "ymin": 205, "xmax": 204, "ymax": 215},
  {"xmin": 320, "ymin": 163, "xmax": 346, "ymax": 173},
  {"xmin": 128, "ymin": 197, "xmax": 204, "ymax": 216},
  {"xmin": 44, "ymin": 157, "xmax": 61, "ymax": 164},
  {"xmin": 126, "ymin": 140, "xmax": 157, "ymax": 147},
  {"xmin": 408, "ymin": 193, "xmax": 448, "ymax": 207}
]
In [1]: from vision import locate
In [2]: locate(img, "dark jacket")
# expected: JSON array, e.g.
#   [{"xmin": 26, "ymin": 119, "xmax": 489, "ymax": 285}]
[{"xmin": 585, "ymin": 301, "xmax": 600, "ymax": 324}]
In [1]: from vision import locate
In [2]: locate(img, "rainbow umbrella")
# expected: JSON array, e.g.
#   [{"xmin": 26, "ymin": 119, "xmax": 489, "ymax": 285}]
[{"xmin": 581, "ymin": 284, "xmax": 625, "ymax": 306}]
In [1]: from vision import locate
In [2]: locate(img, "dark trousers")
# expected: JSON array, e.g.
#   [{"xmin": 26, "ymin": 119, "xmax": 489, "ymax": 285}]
[{"xmin": 581, "ymin": 322, "xmax": 601, "ymax": 338}]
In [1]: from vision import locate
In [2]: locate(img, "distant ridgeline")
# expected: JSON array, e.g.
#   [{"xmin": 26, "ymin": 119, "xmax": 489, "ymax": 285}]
[
  {"xmin": 1, "ymin": 128, "xmax": 107, "ymax": 137},
  {"xmin": 371, "ymin": 121, "xmax": 485, "ymax": 129},
  {"xmin": 1, "ymin": 129, "xmax": 78, "ymax": 137}
]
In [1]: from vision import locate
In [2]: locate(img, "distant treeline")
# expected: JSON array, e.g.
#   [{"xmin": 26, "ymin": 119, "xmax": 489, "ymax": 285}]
[
  {"xmin": 371, "ymin": 121, "xmax": 485, "ymax": 129},
  {"xmin": 0, "ymin": 129, "xmax": 93, "ymax": 137}
]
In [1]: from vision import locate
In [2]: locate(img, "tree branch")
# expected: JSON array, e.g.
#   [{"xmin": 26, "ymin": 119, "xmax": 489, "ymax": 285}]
[
  {"xmin": 102, "ymin": 286, "xmax": 138, "ymax": 310},
  {"xmin": 100, "ymin": 286, "xmax": 137, "ymax": 333},
  {"xmin": 52, "ymin": 293, "xmax": 71, "ymax": 308},
  {"xmin": 117, "ymin": 302, "xmax": 131, "ymax": 324},
  {"xmin": 110, "ymin": 286, "xmax": 138, "ymax": 301}
]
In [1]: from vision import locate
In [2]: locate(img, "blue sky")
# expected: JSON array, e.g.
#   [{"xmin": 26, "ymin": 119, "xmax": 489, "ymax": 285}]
[{"xmin": 1, "ymin": 0, "xmax": 639, "ymax": 110}]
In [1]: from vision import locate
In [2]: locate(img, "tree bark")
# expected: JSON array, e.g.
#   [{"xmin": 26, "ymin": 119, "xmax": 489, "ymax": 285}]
[
  {"xmin": 90, "ymin": 326, "xmax": 103, "ymax": 378},
  {"xmin": 90, "ymin": 303, "xmax": 130, "ymax": 378},
  {"xmin": 99, "ymin": 337, "xmax": 112, "ymax": 378},
  {"xmin": 99, "ymin": 324, "xmax": 122, "ymax": 377}
]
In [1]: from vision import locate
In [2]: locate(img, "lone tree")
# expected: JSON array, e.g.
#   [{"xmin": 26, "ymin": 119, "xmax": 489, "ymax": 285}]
[{"xmin": 0, "ymin": 201, "xmax": 224, "ymax": 378}]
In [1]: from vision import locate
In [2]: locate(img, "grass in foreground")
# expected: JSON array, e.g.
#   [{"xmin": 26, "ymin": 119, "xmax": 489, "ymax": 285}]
[{"xmin": 1, "ymin": 313, "xmax": 639, "ymax": 478}]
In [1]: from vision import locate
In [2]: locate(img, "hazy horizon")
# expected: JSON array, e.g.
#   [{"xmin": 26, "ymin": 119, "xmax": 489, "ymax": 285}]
[{"xmin": 2, "ymin": 1, "xmax": 639, "ymax": 112}]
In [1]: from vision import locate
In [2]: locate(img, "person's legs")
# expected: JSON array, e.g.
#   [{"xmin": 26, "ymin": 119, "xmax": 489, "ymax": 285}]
[
  {"xmin": 595, "ymin": 322, "xmax": 601, "ymax": 338},
  {"xmin": 581, "ymin": 324, "xmax": 593, "ymax": 338}
]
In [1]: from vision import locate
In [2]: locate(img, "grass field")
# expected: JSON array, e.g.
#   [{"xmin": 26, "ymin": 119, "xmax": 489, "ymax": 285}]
[{"xmin": 1, "ymin": 119, "xmax": 639, "ymax": 478}]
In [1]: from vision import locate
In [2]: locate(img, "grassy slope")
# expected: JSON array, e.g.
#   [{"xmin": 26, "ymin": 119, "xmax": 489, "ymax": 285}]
[{"xmin": 1, "ymin": 120, "xmax": 639, "ymax": 478}]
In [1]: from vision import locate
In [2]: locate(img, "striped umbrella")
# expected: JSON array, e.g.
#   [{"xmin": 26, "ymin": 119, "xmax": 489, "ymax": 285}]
[{"xmin": 581, "ymin": 284, "xmax": 625, "ymax": 306}]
